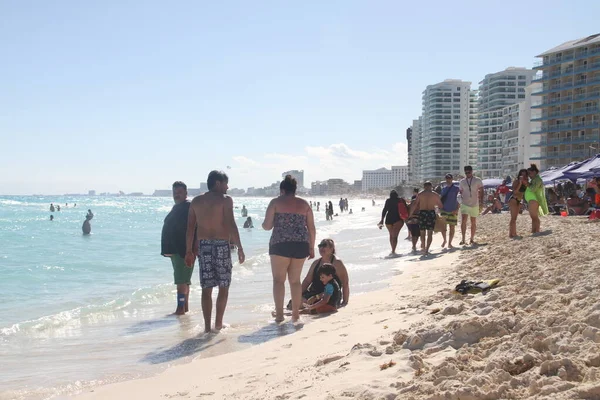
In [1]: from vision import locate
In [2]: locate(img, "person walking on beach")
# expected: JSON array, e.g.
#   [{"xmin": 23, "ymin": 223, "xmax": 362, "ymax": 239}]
[
  {"xmin": 378, "ymin": 190, "xmax": 408, "ymax": 255},
  {"xmin": 328, "ymin": 201, "xmax": 334, "ymax": 219},
  {"xmin": 162, "ymin": 181, "xmax": 195, "ymax": 315},
  {"xmin": 440, "ymin": 174, "xmax": 460, "ymax": 249},
  {"xmin": 411, "ymin": 182, "xmax": 442, "ymax": 256},
  {"xmin": 185, "ymin": 171, "xmax": 245, "ymax": 332},
  {"xmin": 459, "ymin": 165, "xmax": 484, "ymax": 245},
  {"xmin": 262, "ymin": 175, "xmax": 315, "ymax": 323},
  {"xmin": 509, "ymin": 169, "xmax": 529, "ymax": 238},
  {"xmin": 524, "ymin": 164, "xmax": 549, "ymax": 234}
]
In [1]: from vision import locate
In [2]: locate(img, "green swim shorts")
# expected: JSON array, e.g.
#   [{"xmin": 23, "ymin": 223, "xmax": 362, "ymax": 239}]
[
  {"xmin": 171, "ymin": 254, "xmax": 194, "ymax": 285},
  {"xmin": 440, "ymin": 210, "xmax": 458, "ymax": 226},
  {"xmin": 460, "ymin": 204, "xmax": 480, "ymax": 218}
]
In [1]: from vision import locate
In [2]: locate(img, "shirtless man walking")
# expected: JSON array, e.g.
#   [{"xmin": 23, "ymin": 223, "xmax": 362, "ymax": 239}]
[
  {"xmin": 411, "ymin": 181, "xmax": 443, "ymax": 256},
  {"xmin": 185, "ymin": 170, "xmax": 245, "ymax": 332}
]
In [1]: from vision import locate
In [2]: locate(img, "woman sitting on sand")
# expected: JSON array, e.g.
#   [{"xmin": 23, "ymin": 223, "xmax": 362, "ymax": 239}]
[
  {"xmin": 298, "ymin": 238, "xmax": 349, "ymax": 308},
  {"xmin": 525, "ymin": 163, "xmax": 549, "ymax": 233},
  {"xmin": 509, "ymin": 169, "xmax": 528, "ymax": 238}
]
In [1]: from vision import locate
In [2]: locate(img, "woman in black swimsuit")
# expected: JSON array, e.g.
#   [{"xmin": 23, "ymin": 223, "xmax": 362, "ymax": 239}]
[
  {"xmin": 263, "ymin": 175, "xmax": 316, "ymax": 323},
  {"xmin": 378, "ymin": 190, "xmax": 408, "ymax": 255},
  {"xmin": 509, "ymin": 169, "xmax": 529, "ymax": 238},
  {"xmin": 300, "ymin": 239, "xmax": 350, "ymax": 307}
]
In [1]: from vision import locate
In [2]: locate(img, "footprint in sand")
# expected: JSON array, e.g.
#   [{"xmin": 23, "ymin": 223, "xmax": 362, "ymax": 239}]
[{"xmin": 282, "ymin": 343, "xmax": 292, "ymax": 349}]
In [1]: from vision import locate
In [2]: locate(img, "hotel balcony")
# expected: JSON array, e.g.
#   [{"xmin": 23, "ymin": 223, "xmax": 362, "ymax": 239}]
[
  {"xmin": 532, "ymin": 77, "xmax": 600, "ymax": 96},
  {"xmin": 531, "ymin": 90, "xmax": 600, "ymax": 109},
  {"xmin": 530, "ymin": 133, "xmax": 600, "ymax": 147},
  {"xmin": 532, "ymin": 61, "xmax": 600, "ymax": 83},
  {"xmin": 531, "ymin": 121, "xmax": 600, "ymax": 135},
  {"xmin": 533, "ymin": 47, "xmax": 600, "ymax": 69},
  {"xmin": 531, "ymin": 105, "xmax": 600, "ymax": 122},
  {"xmin": 530, "ymin": 150, "xmax": 589, "ymax": 160}
]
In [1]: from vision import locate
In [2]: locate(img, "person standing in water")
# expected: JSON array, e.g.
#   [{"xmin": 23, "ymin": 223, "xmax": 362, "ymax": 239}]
[
  {"xmin": 459, "ymin": 165, "xmax": 484, "ymax": 245},
  {"xmin": 411, "ymin": 181, "xmax": 443, "ymax": 256},
  {"xmin": 263, "ymin": 175, "xmax": 315, "ymax": 323},
  {"xmin": 241, "ymin": 205, "xmax": 248, "ymax": 217},
  {"xmin": 185, "ymin": 171, "xmax": 244, "ymax": 332},
  {"xmin": 50, "ymin": 215, "xmax": 54, "ymax": 221},
  {"xmin": 82, "ymin": 215, "xmax": 91, "ymax": 235},
  {"xmin": 50, "ymin": 203, "xmax": 55, "ymax": 212},
  {"xmin": 86, "ymin": 209, "xmax": 94, "ymax": 220},
  {"xmin": 161, "ymin": 181, "xmax": 195, "ymax": 315},
  {"xmin": 339, "ymin": 198, "xmax": 345, "ymax": 213}
]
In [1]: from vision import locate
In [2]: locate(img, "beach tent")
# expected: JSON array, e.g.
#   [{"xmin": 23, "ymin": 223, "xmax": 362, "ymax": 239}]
[
  {"xmin": 482, "ymin": 178, "xmax": 503, "ymax": 189},
  {"xmin": 563, "ymin": 155, "xmax": 600, "ymax": 180},
  {"xmin": 539, "ymin": 161, "xmax": 586, "ymax": 184}
]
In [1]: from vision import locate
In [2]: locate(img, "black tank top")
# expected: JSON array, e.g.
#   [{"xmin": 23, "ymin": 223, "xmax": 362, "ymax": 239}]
[{"xmin": 310, "ymin": 257, "xmax": 343, "ymax": 295}]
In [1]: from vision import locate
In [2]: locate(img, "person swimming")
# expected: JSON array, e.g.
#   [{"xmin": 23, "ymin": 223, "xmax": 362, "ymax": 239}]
[{"xmin": 243, "ymin": 216, "xmax": 254, "ymax": 228}]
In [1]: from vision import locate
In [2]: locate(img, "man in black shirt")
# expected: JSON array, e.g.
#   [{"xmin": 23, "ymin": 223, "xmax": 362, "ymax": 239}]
[{"xmin": 161, "ymin": 181, "xmax": 195, "ymax": 315}]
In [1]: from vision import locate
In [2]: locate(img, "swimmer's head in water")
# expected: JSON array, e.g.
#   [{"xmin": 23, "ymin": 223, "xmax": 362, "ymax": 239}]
[
  {"xmin": 207, "ymin": 170, "xmax": 229, "ymax": 194},
  {"xmin": 172, "ymin": 181, "xmax": 188, "ymax": 204}
]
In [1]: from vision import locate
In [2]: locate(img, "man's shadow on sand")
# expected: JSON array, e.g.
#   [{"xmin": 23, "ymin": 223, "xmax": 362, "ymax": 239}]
[
  {"xmin": 125, "ymin": 317, "xmax": 180, "ymax": 335},
  {"xmin": 237, "ymin": 321, "xmax": 299, "ymax": 346},
  {"xmin": 141, "ymin": 333, "xmax": 224, "ymax": 364}
]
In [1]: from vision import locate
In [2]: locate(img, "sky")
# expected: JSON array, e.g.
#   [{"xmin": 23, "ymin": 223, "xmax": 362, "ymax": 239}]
[{"xmin": 1, "ymin": 0, "xmax": 599, "ymax": 195}]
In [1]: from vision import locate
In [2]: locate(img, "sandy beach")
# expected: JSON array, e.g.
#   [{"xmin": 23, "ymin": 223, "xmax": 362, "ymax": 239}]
[{"xmin": 75, "ymin": 213, "xmax": 600, "ymax": 400}]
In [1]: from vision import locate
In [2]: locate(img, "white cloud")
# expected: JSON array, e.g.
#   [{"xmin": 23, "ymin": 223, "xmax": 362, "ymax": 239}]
[
  {"xmin": 230, "ymin": 141, "xmax": 408, "ymax": 189},
  {"xmin": 232, "ymin": 156, "xmax": 259, "ymax": 166}
]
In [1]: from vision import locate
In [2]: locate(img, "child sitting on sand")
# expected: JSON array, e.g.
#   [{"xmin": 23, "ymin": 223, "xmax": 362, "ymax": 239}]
[{"xmin": 302, "ymin": 264, "xmax": 340, "ymax": 314}]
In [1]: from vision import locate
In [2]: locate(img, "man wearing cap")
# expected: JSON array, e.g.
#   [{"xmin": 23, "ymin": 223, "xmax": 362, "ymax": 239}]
[
  {"xmin": 440, "ymin": 173, "xmax": 460, "ymax": 248},
  {"xmin": 459, "ymin": 166, "xmax": 484, "ymax": 245}
]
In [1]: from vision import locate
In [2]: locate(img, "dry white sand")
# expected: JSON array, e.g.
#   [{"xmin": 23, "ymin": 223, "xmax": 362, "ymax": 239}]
[{"xmin": 75, "ymin": 214, "xmax": 600, "ymax": 400}]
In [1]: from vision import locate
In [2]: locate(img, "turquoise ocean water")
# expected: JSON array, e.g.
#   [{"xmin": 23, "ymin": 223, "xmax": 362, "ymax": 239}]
[{"xmin": 0, "ymin": 196, "xmax": 410, "ymax": 399}]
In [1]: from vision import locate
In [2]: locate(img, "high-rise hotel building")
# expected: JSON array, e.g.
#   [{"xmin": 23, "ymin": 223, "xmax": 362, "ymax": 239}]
[{"xmin": 531, "ymin": 34, "xmax": 600, "ymax": 169}]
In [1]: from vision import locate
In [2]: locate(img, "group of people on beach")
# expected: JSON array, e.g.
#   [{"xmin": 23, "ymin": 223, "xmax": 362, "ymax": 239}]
[
  {"xmin": 378, "ymin": 164, "xmax": 552, "ymax": 256},
  {"xmin": 160, "ymin": 172, "xmax": 349, "ymax": 331}
]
